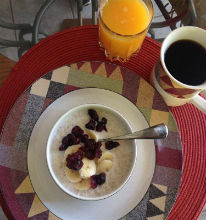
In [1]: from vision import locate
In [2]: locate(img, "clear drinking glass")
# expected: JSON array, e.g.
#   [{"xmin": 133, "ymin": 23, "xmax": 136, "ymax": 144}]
[{"xmin": 99, "ymin": 0, "xmax": 154, "ymax": 62}]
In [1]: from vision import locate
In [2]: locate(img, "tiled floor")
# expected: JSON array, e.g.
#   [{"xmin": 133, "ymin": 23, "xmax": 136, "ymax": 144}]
[
  {"xmin": 0, "ymin": 0, "xmax": 188, "ymax": 61},
  {"xmin": 0, "ymin": 0, "xmax": 206, "ymax": 219}
]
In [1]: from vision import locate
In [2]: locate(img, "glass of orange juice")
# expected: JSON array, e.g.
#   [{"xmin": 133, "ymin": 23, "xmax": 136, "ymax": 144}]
[{"xmin": 99, "ymin": 0, "xmax": 154, "ymax": 62}]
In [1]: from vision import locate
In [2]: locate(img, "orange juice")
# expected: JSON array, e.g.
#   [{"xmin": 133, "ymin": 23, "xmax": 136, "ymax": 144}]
[{"xmin": 99, "ymin": 0, "xmax": 153, "ymax": 61}]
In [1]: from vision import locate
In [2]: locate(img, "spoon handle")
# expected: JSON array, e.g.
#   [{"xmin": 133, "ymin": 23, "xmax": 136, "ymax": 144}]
[{"xmin": 99, "ymin": 124, "xmax": 168, "ymax": 142}]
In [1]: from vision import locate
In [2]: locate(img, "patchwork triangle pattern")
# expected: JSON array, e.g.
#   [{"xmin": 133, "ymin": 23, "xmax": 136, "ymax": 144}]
[
  {"xmin": 71, "ymin": 61, "xmax": 124, "ymax": 81},
  {"xmin": 104, "ymin": 62, "xmax": 117, "ymax": 76},
  {"xmin": 160, "ymin": 79, "xmax": 172, "ymax": 90},
  {"xmin": 165, "ymin": 88, "xmax": 195, "ymax": 96},
  {"xmin": 160, "ymin": 75, "xmax": 173, "ymax": 87},
  {"xmin": 108, "ymin": 66, "xmax": 123, "ymax": 81},
  {"xmin": 94, "ymin": 62, "xmax": 107, "ymax": 77},
  {"xmin": 0, "ymin": 61, "xmax": 181, "ymax": 220},
  {"xmin": 15, "ymin": 175, "xmax": 34, "ymax": 194},
  {"xmin": 79, "ymin": 62, "xmax": 92, "ymax": 73},
  {"xmin": 153, "ymin": 183, "xmax": 167, "ymax": 194},
  {"xmin": 28, "ymin": 195, "xmax": 48, "ymax": 218},
  {"xmin": 146, "ymin": 201, "xmax": 164, "ymax": 217},
  {"xmin": 10, "ymin": 169, "xmax": 28, "ymax": 191},
  {"xmin": 146, "ymin": 214, "xmax": 164, "ymax": 220},
  {"xmin": 70, "ymin": 63, "xmax": 78, "ymax": 69},
  {"xmin": 15, "ymin": 193, "xmax": 36, "ymax": 216},
  {"xmin": 91, "ymin": 61, "xmax": 102, "ymax": 73},
  {"xmin": 76, "ymin": 61, "xmax": 85, "ymax": 69},
  {"xmin": 149, "ymin": 184, "xmax": 166, "ymax": 199},
  {"xmin": 48, "ymin": 212, "xmax": 61, "ymax": 220},
  {"xmin": 171, "ymin": 78, "xmax": 184, "ymax": 89},
  {"xmin": 146, "ymin": 183, "xmax": 167, "ymax": 219},
  {"xmin": 29, "ymin": 210, "xmax": 49, "ymax": 220},
  {"xmin": 159, "ymin": 73, "xmax": 195, "ymax": 98},
  {"xmin": 13, "ymin": 174, "xmax": 49, "ymax": 218},
  {"xmin": 150, "ymin": 196, "xmax": 166, "ymax": 212}
]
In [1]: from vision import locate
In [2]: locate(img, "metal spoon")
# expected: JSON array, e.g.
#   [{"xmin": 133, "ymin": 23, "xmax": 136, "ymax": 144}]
[{"xmin": 98, "ymin": 123, "xmax": 168, "ymax": 142}]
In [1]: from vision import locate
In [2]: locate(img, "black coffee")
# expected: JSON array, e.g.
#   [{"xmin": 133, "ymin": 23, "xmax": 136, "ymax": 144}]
[{"xmin": 164, "ymin": 40, "xmax": 206, "ymax": 86}]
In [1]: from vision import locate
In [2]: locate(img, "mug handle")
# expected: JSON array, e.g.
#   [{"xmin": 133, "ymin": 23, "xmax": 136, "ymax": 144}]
[{"xmin": 190, "ymin": 93, "xmax": 206, "ymax": 114}]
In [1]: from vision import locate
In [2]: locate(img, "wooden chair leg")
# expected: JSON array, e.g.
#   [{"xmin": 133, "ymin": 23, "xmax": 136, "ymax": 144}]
[{"xmin": 0, "ymin": 54, "xmax": 16, "ymax": 88}]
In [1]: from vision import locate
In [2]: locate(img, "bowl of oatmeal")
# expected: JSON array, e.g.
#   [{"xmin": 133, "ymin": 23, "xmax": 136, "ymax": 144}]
[{"xmin": 46, "ymin": 104, "xmax": 137, "ymax": 200}]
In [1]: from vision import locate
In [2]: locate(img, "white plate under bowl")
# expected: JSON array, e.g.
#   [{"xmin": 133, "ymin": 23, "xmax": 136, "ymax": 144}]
[
  {"xmin": 27, "ymin": 88, "xmax": 155, "ymax": 220},
  {"xmin": 47, "ymin": 103, "xmax": 137, "ymax": 201}
]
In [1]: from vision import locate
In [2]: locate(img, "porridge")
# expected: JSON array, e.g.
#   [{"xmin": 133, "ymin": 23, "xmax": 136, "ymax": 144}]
[{"xmin": 49, "ymin": 105, "xmax": 135, "ymax": 198}]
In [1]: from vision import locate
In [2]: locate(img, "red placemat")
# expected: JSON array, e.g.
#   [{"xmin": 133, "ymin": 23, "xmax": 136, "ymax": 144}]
[
  {"xmin": 0, "ymin": 61, "xmax": 182, "ymax": 220},
  {"xmin": 0, "ymin": 26, "xmax": 205, "ymax": 220}
]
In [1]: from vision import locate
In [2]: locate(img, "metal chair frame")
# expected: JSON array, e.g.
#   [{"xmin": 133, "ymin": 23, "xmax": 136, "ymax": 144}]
[{"xmin": 0, "ymin": 0, "xmax": 196, "ymax": 58}]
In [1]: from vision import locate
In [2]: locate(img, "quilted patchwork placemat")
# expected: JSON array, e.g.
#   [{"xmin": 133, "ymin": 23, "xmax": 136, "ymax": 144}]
[{"xmin": 0, "ymin": 61, "xmax": 182, "ymax": 220}]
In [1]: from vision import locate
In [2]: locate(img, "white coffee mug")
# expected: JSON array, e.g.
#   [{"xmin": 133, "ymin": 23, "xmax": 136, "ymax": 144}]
[{"xmin": 151, "ymin": 26, "xmax": 206, "ymax": 114}]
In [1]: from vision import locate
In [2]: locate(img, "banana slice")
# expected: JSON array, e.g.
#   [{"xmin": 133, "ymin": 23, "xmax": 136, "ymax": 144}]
[
  {"xmin": 86, "ymin": 129, "xmax": 98, "ymax": 142},
  {"xmin": 64, "ymin": 144, "xmax": 81, "ymax": 160},
  {"xmin": 73, "ymin": 178, "xmax": 91, "ymax": 190},
  {"xmin": 64, "ymin": 167, "xmax": 82, "ymax": 183},
  {"xmin": 79, "ymin": 158, "xmax": 96, "ymax": 179},
  {"xmin": 98, "ymin": 151, "xmax": 113, "ymax": 163},
  {"xmin": 97, "ymin": 159, "xmax": 113, "ymax": 173}
]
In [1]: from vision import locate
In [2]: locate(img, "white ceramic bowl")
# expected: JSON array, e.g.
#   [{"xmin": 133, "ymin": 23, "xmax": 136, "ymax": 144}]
[{"xmin": 46, "ymin": 103, "xmax": 137, "ymax": 201}]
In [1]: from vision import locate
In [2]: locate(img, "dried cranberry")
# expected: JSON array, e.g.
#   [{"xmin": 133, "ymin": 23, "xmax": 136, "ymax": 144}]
[
  {"xmin": 105, "ymin": 141, "xmax": 120, "ymax": 150},
  {"xmin": 62, "ymin": 136, "xmax": 69, "ymax": 145},
  {"xmin": 96, "ymin": 173, "xmax": 106, "ymax": 185},
  {"xmin": 66, "ymin": 155, "xmax": 73, "ymax": 167},
  {"xmin": 71, "ymin": 126, "xmax": 84, "ymax": 137},
  {"xmin": 66, "ymin": 154, "xmax": 73, "ymax": 163},
  {"xmin": 73, "ymin": 137, "xmax": 81, "ymax": 145},
  {"xmin": 96, "ymin": 121, "xmax": 107, "ymax": 132},
  {"xmin": 90, "ymin": 173, "xmax": 106, "ymax": 188},
  {"xmin": 85, "ymin": 150, "xmax": 96, "ymax": 160},
  {"xmin": 71, "ymin": 160, "xmax": 83, "ymax": 170},
  {"xmin": 96, "ymin": 122, "xmax": 104, "ymax": 132},
  {"xmin": 80, "ymin": 134, "xmax": 89, "ymax": 143},
  {"xmin": 74, "ymin": 150, "xmax": 84, "ymax": 160},
  {"xmin": 85, "ymin": 139, "xmax": 96, "ymax": 149},
  {"xmin": 79, "ymin": 146, "xmax": 86, "ymax": 152},
  {"xmin": 91, "ymin": 175, "xmax": 98, "ymax": 189},
  {"xmin": 59, "ymin": 144, "xmax": 68, "ymax": 151},
  {"xmin": 60, "ymin": 133, "xmax": 78, "ymax": 150},
  {"xmin": 85, "ymin": 119, "xmax": 96, "ymax": 130},
  {"xmin": 88, "ymin": 109, "xmax": 99, "ymax": 122},
  {"xmin": 103, "ymin": 125, "xmax": 108, "ymax": 132},
  {"xmin": 66, "ymin": 133, "xmax": 76, "ymax": 146},
  {"xmin": 101, "ymin": 117, "xmax": 107, "ymax": 124},
  {"xmin": 66, "ymin": 151, "xmax": 84, "ymax": 170},
  {"xmin": 95, "ymin": 142, "xmax": 102, "ymax": 149},
  {"xmin": 82, "ymin": 139, "xmax": 102, "ymax": 160},
  {"xmin": 95, "ymin": 148, "xmax": 102, "ymax": 158}
]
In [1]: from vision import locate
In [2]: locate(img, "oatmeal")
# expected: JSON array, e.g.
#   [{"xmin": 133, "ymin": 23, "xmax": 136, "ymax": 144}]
[{"xmin": 49, "ymin": 105, "xmax": 135, "ymax": 198}]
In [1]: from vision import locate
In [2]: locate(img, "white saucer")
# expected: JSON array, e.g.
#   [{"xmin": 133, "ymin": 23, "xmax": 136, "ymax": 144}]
[{"xmin": 27, "ymin": 88, "xmax": 155, "ymax": 220}]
